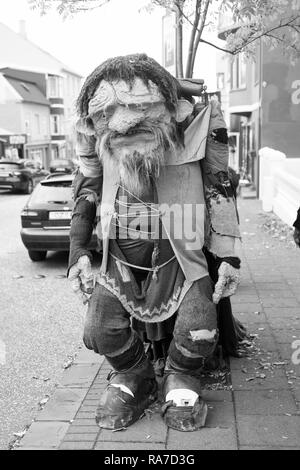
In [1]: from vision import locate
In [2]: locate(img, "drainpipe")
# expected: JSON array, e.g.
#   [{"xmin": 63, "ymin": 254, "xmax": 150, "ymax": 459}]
[{"xmin": 257, "ymin": 38, "xmax": 263, "ymax": 198}]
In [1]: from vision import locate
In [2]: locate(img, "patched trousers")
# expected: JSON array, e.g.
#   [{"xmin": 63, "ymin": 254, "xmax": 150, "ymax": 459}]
[{"xmin": 83, "ymin": 275, "xmax": 218, "ymax": 372}]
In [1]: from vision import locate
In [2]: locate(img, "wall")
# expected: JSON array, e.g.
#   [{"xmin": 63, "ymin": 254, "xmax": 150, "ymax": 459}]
[
  {"xmin": 63, "ymin": 72, "xmax": 82, "ymax": 158},
  {"xmin": 261, "ymin": 47, "xmax": 300, "ymax": 157},
  {"xmin": 0, "ymin": 101, "xmax": 23, "ymax": 133},
  {"xmin": 20, "ymin": 102, "xmax": 50, "ymax": 142},
  {"xmin": 0, "ymin": 73, "xmax": 23, "ymax": 132},
  {"xmin": 229, "ymin": 58, "xmax": 260, "ymax": 110},
  {"xmin": 259, "ymin": 147, "xmax": 300, "ymax": 226}
]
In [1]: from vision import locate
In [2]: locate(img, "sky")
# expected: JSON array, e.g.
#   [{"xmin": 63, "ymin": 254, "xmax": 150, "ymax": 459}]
[{"xmin": 0, "ymin": 0, "xmax": 217, "ymax": 87}]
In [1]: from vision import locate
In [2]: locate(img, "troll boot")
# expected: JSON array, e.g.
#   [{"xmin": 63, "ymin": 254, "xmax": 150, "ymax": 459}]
[
  {"xmin": 96, "ymin": 355, "xmax": 158, "ymax": 429},
  {"xmin": 161, "ymin": 361, "xmax": 208, "ymax": 432}
]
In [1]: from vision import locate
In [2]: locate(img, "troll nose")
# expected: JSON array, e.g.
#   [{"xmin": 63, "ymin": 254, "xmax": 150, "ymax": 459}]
[{"xmin": 107, "ymin": 106, "xmax": 145, "ymax": 134}]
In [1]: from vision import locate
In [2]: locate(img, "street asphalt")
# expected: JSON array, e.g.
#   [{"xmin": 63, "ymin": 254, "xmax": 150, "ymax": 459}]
[{"xmin": 0, "ymin": 189, "xmax": 96, "ymax": 449}]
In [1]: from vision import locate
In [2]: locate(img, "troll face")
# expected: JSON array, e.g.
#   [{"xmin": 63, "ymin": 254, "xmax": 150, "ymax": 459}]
[{"xmin": 76, "ymin": 54, "xmax": 193, "ymax": 196}]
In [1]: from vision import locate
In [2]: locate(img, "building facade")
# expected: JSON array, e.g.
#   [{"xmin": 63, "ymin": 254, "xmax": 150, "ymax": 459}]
[
  {"xmin": 218, "ymin": 10, "xmax": 300, "ymax": 194},
  {"xmin": 0, "ymin": 22, "xmax": 82, "ymax": 169}
]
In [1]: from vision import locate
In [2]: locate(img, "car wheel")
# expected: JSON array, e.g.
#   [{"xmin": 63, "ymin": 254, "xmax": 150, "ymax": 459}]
[
  {"xmin": 24, "ymin": 180, "xmax": 34, "ymax": 194},
  {"xmin": 28, "ymin": 250, "xmax": 47, "ymax": 262}
]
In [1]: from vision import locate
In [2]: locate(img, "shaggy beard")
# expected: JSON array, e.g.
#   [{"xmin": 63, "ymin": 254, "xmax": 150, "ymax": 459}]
[{"xmin": 97, "ymin": 123, "xmax": 176, "ymax": 197}]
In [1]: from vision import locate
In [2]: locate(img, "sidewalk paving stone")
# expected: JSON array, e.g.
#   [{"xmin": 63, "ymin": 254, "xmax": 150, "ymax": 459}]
[
  {"xmin": 272, "ymin": 329, "xmax": 300, "ymax": 344},
  {"xmin": 234, "ymin": 390, "xmax": 297, "ymax": 415},
  {"xmin": 237, "ymin": 416, "xmax": 300, "ymax": 448},
  {"xmin": 231, "ymin": 296, "xmax": 261, "ymax": 304},
  {"xmin": 260, "ymin": 298, "xmax": 299, "ymax": 308},
  {"xmin": 167, "ymin": 427, "xmax": 237, "ymax": 450},
  {"xmin": 60, "ymin": 442, "xmax": 95, "ymax": 450},
  {"xmin": 94, "ymin": 442, "xmax": 165, "ymax": 450},
  {"xmin": 263, "ymin": 308, "xmax": 300, "ymax": 319},
  {"xmin": 59, "ymin": 364, "xmax": 101, "ymax": 388},
  {"xmin": 73, "ymin": 348, "xmax": 105, "ymax": 365},
  {"xmin": 63, "ymin": 433, "xmax": 99, "ymax": 442},
  {"xmin": 231, "ymin": 366, "xmax": 290, "ymax": 391},
  {"xmin": 258, "ymin": 290, "xmax": 296, "ymax": 299},
  {"xmin": 267, "ymin": 317, "xmax": 300, "ymax": 330},
  {"xmin": 206, "ymin": 401, "xmax": 235, "ymax": 428},
  {"xmin": 231, "ymin": 303, "xmax": 263, "ymax": 314},
  {"xmin": 36, "ymin": 388, "xmax": 88, "ymax": 422},
  {"xmin": 97, "ymin": 412, "xmax": 167, "ymax": 444},
  {"xmin": 18, "ymin": 422, "xmax": 70, "ymax": 449},
  {"xmin": 239, "ymin": 446, "xmax": 299, "ymax": 450},
  {"xmin": 201, "ymin": 390, "xmax": 232, "ymax": 402}
]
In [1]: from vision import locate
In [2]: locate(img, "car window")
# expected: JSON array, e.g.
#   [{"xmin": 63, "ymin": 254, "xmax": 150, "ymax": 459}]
[
  {"xmin": 51, "ymin": 160, "xmax": 71, "ymax": 166},
  {"xmin": 0, "ymin": 163, "xmax": 22, "ymax": 171},
  {"xmin": 29, "ymin": 181, "xmax": 73, "ymax": 203},
  {"xmin": 24, "ymin": 161, "xmax": 41, "ymax": 170}
]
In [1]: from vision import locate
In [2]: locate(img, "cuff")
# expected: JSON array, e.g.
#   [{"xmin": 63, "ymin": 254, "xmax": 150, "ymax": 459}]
[
  {"xmin": 67, "ymin": 248, "xmax": 92, "ymax": 277},
  {"xmin": 216, "ymin": 256, "xmax": 241, "ymax": 270}
]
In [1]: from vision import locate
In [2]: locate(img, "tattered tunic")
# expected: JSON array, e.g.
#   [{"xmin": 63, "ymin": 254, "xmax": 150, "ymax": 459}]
[{"xmin": 69, "ymin": 103, "xmax": 240, "ymax": 324}]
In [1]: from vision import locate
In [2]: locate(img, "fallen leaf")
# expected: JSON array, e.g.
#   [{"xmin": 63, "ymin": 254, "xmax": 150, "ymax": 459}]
[
  {"xmin": 63, "ymin": 360, "xmax": 73, "ymax": 369},
  {"xmin": 13, "ymin": 431, "xmax": 26, "ymax": 438},
  {"xmin": 39, "ymin": 397, "xmax": 49, "ymax": 406}
]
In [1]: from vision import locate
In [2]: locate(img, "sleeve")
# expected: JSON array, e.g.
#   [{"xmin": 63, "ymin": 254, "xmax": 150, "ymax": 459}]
[
  {"xmin": 200, "ymin": 101, "xmax": 241, "ymax": 262},
  {"xmin": 293, "ymin": 207, "xmax": 300, "ymax": 231},
  {"xmin": 68, "ymin": 154, "xmax": 103, "ymax": 273}
]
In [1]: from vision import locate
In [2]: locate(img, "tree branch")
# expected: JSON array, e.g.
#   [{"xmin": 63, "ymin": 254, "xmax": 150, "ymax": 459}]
[
  {"xmin": 232, "ymin": 15, "xmax": 300, "ymax": 54},
  {"xmin": 190, "ymin": 0, "xmax": 210, "ymax": 76},
  {"xmin": 185, "ymin": 0, "xmax": 201, "ymax": 77},
  {"xmin": 176, "ymin": 4, "xmax": 300, "ymax": 57}
]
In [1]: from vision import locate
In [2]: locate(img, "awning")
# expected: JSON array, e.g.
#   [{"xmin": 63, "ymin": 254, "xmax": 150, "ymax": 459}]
[
  {"xmin": 229, "ymin": 102, "xmax": 261, "ymax": 116},
  {"xmin": 0, "ymin": 127, "xmax": 14, "ymax": 135},
  {"xmin": 51, "ymin": 140, "xmax": 66, "ymax": 146}
]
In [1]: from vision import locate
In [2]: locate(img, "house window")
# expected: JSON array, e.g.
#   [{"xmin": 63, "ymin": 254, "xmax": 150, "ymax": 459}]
[
  {"xmin": 217, "ymin": 73, "xmax": 225, "ymax": 90},
  {"xmin": 254, "ymin": 42, "xmax": 260, "ymax": 84},
  {"xmin": 48, "ymin": 75, "xmax": 63, "ymax": 98},
  {"xmin": 34, "ymin": 114, "xmax": 40, "ymax": 135},
  {"xmin": 25, "ymin": 119, "xmax": 30, "ymax": 135},
  {"xmin": 230, "ymin": 54, "xmax": 247, "ymax": 90},
  {"xmin": 51, "ymin": 115, "xmax": 63, "ymax": 135},
  {"xmin": 239, "ymin": 54, "xmax": 247, "ymax": 89}
]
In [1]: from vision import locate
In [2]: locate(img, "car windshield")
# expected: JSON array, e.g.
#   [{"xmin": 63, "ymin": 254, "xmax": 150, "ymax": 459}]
[
  {"xmin": 0, "ymin": 162, "xmax": 22, "ymax": 171},
  {"xmin": 30, "ymin": 181, "xmax": 73, "ymax": 204}
]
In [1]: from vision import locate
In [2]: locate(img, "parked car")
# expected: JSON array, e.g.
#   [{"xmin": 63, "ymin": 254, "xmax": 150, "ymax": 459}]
[
  {"xmin": 49, "ymin": 159, "xmax": 75, "ymax": 174},
  {"xmin": 20, "ymin": 173, "xmax": 97, "ymax": 261},
  {"xmin": 0, "ymin": 159, "xmax": 49, "ymax": 194}
]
